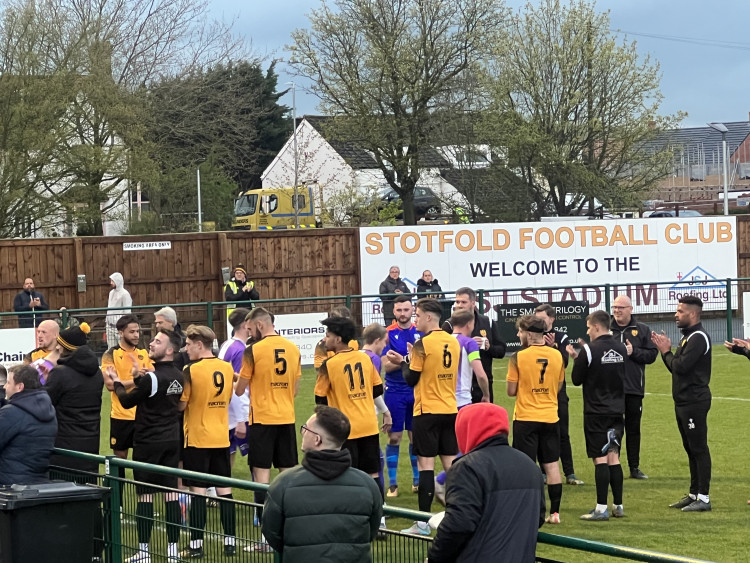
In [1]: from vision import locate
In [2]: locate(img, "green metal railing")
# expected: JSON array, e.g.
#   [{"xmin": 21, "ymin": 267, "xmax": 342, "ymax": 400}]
[{"xmin": 50, "ymin": 448, "xmax": 714, "ymax": 563}]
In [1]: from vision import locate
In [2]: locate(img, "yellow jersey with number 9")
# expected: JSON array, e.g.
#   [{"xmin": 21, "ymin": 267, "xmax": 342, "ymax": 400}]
[{"xmin": 181, "ymin": 357, "xmax": 234, "ymax": 448}]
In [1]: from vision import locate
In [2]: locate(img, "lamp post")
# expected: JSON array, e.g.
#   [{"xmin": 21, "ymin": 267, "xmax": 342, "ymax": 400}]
[
  {"xmin": 287, "ymin": 81, "xmax": 300, "ymax": 227},
  {"xmin": 707, "ymin": 122, "xmax": 729, "ymax": 215},
  {"xmin": 196, "ymin": 166, "xmax": 203, "ymax": 232}
]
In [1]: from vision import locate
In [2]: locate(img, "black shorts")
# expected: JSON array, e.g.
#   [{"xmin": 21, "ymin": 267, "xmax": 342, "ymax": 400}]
[
  {"xmin": 182, "ymin": 447, "xmax": 231, "ymax": 489},
  {"xmin": 412, "ymin": 413, "xmax": 458, "ymax": 458},
  {"xmin": 583, "ymin": 414, "xmax": 624, "ymax": 459},
  {"xmin": 512, "ymin": 420, "xmax": 560, "ymax": 464},
  {"xmin": 343, "ymin": 434, "xmax": 381, "ymax": 475},
  {"xmin": 246, "ymin": 423, "xmax": 298, "ymax": 470},
  {"xmin": 133, "ymin": 441, "xmax": 180, "ymax": 495},
  {"xmin": 110, "ymin": 419, "xmax": 135, "ymax": 451}
]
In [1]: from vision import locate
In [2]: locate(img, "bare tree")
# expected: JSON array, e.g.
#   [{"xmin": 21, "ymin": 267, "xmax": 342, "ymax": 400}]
[
  {"xmin": 289, "ymin": 0, "xmax": 508, "ymax": 224},
  {"xmin": 483, "ymin": 0, "xmax": 679, "ymax": 218}
]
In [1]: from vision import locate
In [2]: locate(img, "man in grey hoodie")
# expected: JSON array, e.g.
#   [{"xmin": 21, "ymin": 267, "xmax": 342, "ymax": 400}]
[{"xmin": 106, "ymin": 272, "xmax": 133, "ymax": 348}]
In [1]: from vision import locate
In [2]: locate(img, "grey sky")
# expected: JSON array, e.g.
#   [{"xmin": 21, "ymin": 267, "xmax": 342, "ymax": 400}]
[{"xmin": 210, "ymin": 0, "xmax": 750, "ymax": 128}]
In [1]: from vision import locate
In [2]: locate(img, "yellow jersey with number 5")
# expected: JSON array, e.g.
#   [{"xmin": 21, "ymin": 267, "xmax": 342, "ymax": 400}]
[
  {"xmin": 181, "ymin": 357, "xmax": 234, "ymax": 448},
  {"xmin": 240, "ymin": 334, "xmax": 302, "ymax": 425}
]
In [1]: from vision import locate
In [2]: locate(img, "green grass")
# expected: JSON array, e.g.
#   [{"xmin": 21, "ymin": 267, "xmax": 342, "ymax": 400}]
[{"xmin": 98, "ymin": 347, "xmax": 750, "ymax": 562}]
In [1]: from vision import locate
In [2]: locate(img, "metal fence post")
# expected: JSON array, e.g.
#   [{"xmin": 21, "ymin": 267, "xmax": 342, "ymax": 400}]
[
  {"xmin": 345, "ymin": 295, "xmax": 352, "ymax": 310},
  {"xmin": 604, "ymin": 284, "xmax": 611, "ymax": 312},
  {"xmin": 478, "ymin": 290, "xmax": 485, "ymax": 314},
  {"xmin": 104, "ymin": 456, "xmax": 122, "ymax": 563},
  {"xmin": 207, "ymin": 301, "xmax": 214, "ymax": 330},
  {"xmin": 726, "ymin": 278, "xmax": 733, "ymax": 342}
]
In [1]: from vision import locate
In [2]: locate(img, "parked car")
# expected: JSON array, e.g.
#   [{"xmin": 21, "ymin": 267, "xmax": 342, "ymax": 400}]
[
  {"xmin": 648, "ymin": 209, "xmax": 703, "ymax": 218},
  {"xmin": 379, "ymin": 186, "xmax": 442, "ymax": 219}
]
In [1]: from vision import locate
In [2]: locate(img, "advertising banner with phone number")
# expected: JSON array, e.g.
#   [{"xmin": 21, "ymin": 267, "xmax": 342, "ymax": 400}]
[{"xmin": 496, "ymin": 301, "xmax": 589, "ymax": 354}]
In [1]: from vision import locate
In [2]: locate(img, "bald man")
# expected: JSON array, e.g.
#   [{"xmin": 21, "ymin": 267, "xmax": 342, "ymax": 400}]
[
  {"xmin": 609, "ymin": 295, "xmax": 657, "ymax": 480},
  {"xmin": 25, "ymin": 320, "xmax": 60, "ymax": 364}
]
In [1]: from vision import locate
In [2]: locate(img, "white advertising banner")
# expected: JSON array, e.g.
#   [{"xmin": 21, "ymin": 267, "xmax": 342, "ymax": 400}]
[
  {"xmin": 359, "ymin": 217, "xmax": 738, "ymax": 315},
  {"xmin": 273, "ymin": 312, "xmax": 327, "ymax": 366},
  {"xmin": 0, "ymin": 328, "xmax": 36, "ymax": 368}
]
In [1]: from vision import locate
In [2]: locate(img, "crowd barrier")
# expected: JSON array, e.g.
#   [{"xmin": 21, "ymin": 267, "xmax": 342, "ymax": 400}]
[{"xmin": 50, "ymin": 449, "xmax": 714, "ymax": 563}]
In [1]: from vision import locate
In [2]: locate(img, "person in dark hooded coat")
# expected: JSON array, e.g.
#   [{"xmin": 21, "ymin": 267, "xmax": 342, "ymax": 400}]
[
  {"xmin": 0, "ymin": 364, "xmax": 57, "ymax": 485},
  {"xmin": 45, "ymin": 322, "xmax": 104, "ymax": 475},
  {"xmin": 428, "ymin": 403, "xmax": 545, "ymax": 563}
]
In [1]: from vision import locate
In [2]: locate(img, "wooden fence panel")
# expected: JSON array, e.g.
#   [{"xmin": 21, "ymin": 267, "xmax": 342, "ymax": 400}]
[{"xmin": 0, "ymin": 230, "xmax": 361, "ymax": 327}]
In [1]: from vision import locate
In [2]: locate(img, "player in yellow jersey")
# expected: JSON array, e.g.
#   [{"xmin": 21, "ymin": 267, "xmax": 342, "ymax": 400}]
[
  {"xmin": 386, "ymin": 298, "xmax": 459, "ymax": 536},
  {"xmin": 179, "ymin": 325, "xmax": 236, "ymax": 559},
  {"xmin": 313, "ymin": 306, "xmax": 359, "ymax": 371},
  {"xmin": 315, "ymin": 317, "xmax": 391, "ymax": 489},
  {"xmin": 25, "ymin": 320, "xmax": 59, "ymax": 364},
  {"xmin": 507, "ymin": 314, "xmax": 565, "ymax": 524},
  {"xmin": 101, "ymin": 315, "xmax": 153, "ymax": 462},
  {"xmin": 235, "ymin": 307, "xmax": 302, "ymax": 554}
]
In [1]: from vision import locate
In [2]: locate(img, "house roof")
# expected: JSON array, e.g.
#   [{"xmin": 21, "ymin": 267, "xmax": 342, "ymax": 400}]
[
  {"xmin": 641, "ymin": 121, "xmax": 750, "ymax": 165},
  {"xmin": 300, "ymin": 115, "xmax": 451, "ymax": 169}
]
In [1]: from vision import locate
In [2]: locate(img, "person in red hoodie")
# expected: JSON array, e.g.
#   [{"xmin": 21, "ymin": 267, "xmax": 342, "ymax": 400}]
[{"xmin": 427, "ymin": 403, "xmax": 545, "ymax": 563}]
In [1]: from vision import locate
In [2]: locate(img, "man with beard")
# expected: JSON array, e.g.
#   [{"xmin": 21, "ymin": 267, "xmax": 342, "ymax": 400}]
[
  {"xmin": 380, "ymin": 296, "xmax": 421, "ymax": 497},
  {"xmin": 102, "ymin": 315, "xmax": 154, "ymax": 464},
  {"xmin": 25, "ymin": 320, "xmax": 59, "ymax": 364},
  {"xmin": 652, "ymin": 296, "xmax": 713, "ymax": 513},
  {"xmin": 14, "ymin": 277, "xmax": 49, "ymax": 328},
  {"xmin": 104, "ymin": 330, "xmax": 185, "ymax": 563},
  {"xmin": 236, "ymin": 308, "xmax": 302, "ymax": 553}
]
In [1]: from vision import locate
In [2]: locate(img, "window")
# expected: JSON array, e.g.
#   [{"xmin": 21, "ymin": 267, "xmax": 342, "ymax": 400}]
[{"xmin": 292, "ymin": 194, "xmax": 306, "ymax": 211}]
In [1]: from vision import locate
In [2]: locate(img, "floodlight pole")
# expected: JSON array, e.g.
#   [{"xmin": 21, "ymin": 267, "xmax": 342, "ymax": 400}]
[
  {"xmin": 288, "ymin": 81, "xmax": 300, "ymax": 227},
  {"xmin": 708, "ymin": 122, "xmax": 729, "ymax": 215}
]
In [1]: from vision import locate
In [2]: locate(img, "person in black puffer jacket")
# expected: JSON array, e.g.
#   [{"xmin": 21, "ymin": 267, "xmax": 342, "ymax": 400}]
[
  {"xmin": 262, "ymin": 406, "xmax": 382, "ymax": 563},
  {"xmin": 46, "ymin": 322, "xmax": 104, "ymax": 476},
  {"xmin": 416, "ymin": 270, "xmax": 443, "ymax": 297},
  {"xmin": 428, "ymin": 403, "xmax": 544, "ymax": 563},
  {"xmin": 0, "ymin": 364, "xmax": 57, "ymax": 485},
  {"xmin": 378, "ymin": 266, "xmax": 411, "ymax": 326}
]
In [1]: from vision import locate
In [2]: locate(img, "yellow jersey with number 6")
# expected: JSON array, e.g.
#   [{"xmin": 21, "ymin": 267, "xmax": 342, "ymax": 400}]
[{"xmin": 410, "ymin": 330, "xmax": 460, "ymax": 416}]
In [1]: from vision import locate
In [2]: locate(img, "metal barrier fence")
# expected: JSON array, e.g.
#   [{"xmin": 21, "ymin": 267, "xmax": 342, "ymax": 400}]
[
  {"xmin": 3, "ymin": 277, "xmax": 748, "ymax": 353},
  {"xmin": 50, "ymin": 449, "xmax": 713, "ymax": 563}
]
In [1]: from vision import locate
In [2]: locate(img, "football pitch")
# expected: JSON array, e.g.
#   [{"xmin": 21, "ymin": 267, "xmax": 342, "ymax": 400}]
[{"xmin": 98, "ymin": 345, "xmax": 750, "ymax": 562}]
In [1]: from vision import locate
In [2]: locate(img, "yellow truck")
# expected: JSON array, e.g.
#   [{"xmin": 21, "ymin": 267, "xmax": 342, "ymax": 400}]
[{"xmin": 232, "ymin": 186, "xmax": 319, "ymax": 230}]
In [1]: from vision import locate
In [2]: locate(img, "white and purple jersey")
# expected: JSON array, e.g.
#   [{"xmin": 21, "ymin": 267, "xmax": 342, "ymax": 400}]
[
  {"xmin": 364, "ymin": 349, "xmax": 382, "ymax": 374},
  {"xmin": 219, "ymin": 336, "xmax": 249, "ymax": 430},
  {"xmin": 455, "ymin": 334, "xmax": 481, "ymax": 407}
]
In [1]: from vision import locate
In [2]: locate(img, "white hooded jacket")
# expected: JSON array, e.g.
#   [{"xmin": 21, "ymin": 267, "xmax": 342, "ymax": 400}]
[{"xmin": 106, "ymin": 272, "xmax": 132, "ymax": 326}]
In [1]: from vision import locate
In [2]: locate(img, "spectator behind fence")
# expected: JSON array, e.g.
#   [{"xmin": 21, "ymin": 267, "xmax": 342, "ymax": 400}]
[
  {"xmin": 107, "ymin": 272, "xmax": 133, "ymax": 348},
  {"xmin": 262, "ymin": 405, "xmax": 382, "ymax": 563},
  {"xmin": 379, "ymin": 266, "xmax": 410, "ymax": 326},
  {"xmin": 0, "ymin": 364, "xmax": 57, "ymax": 486},
  {"xmin": 427, "ymin": 403, "xmax": 544, "ymax": 563},
  {"xmin": 154, "ymin": 306, "xmax": 189, "ymax": 369},
  {"xmin": 416, "ymin": 270, "xmax": 443, "ymax": 298},
  {"xmin": 225, "ymin": 264, "xmax": 259, "ymax": 306},
  {"xmin": 56, "ymin": 306, "xmax": 80, "ymax": 330},
  {"xmin": 14, "ymin": 277, "xmax": 49, "ymax": 328}
]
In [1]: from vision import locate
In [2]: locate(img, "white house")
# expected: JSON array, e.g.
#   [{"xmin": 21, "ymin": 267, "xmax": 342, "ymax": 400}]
[{"xmin": 261, "ymin": 116, "xmax": 468, "ymax": 213}]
